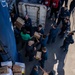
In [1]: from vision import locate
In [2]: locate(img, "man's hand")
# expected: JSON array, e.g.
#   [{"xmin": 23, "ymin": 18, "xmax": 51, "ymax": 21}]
[
  {"xmin": 34, "ymin": 56, "xmax": 36, "ymax": 58},
  {"xmin": 38, "ymin": 33, "xmax": 42, "ymax": 35}
]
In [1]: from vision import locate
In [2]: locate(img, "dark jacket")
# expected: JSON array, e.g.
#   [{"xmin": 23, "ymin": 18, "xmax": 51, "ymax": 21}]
[
  {"xmin": 59, "ymin": 7, "xmax": 70, "ymax": 18},
  {"xmin": 37, "ymin": 29, "xmax": 44, "ymax": 35},
  {"xmin": 41, "ymin": 51, "xmax": 48, "ymax": 61},
  {"xmin": 49, "ymin": 27, "xmax": 59, "ymax": 38},
  {"xmin": 24, "ymin": 18, "xmax": 32, "ymax": 31},
  {"xmin": 62, "ymin": 20, "xmax": 70, "ymax": 32},
  {"xmin": 26, "ymin": 44, "xmax": 36, "ymax": 56},
  {"xmin": 11, "ymin": 14, "xmax": 18, "ymax": 25},
  {"xmin": 40, "ymin": 36, "xmax": 48, "ymax": 47},
  {"xmin": 64, "ymin": 34, "xmax": 74, "ymax": 44}
]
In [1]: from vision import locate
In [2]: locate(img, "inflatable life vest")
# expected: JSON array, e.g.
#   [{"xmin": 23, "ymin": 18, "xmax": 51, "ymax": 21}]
[
  {"xmin": 44, "ymin": 0, "xmax": 51, "ymax": 7},
  {"xmin": 52, "ymin": 0, "xmax": 59, "ymax": 8}
]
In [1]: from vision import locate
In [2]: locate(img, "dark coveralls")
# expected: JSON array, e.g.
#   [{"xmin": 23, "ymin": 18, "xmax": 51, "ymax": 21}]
[
  {"xmin": 57, "ymin": 7, "xmax": 70, "ymax": 25},
  {"xmin": 24, "ymin": 18, "xmax": 32, "ymax": 36},
  {"xmin": 30, "ymin": 69, "xmax": 38, "ymax": 75},
  {"xmin": 47, "ymin": 27, "xmax": 59, "ymax": 44},
  {"xmin": 39, "ymin": 51, "xmax": 48, "ymax": 68},
  {"xmin": 25, "ymin": 44, "xmax": 36, "ymax": 61},
  {"xmin": 61, "ymin": 34, "xmax": 74, "ymax": 51},
  {"xmin": 59, "ymin": 20, "xmax": 70, "ymax": 38}
]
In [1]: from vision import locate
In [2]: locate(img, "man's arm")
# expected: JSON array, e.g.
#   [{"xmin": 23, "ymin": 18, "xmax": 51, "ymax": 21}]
[{"xmin": 39, "ymin": 66, "xmax": 46, "ymax": 73}]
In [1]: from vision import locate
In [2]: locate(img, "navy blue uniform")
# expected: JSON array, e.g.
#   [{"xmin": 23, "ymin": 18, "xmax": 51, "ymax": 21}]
[
  {"xmin": 60, "ymin": 7, "xmax": 70, "ymax": 18},
  {"xmin": 37, "ymin": 28, "xmax": 44, "ymax": 35},
  {"xmin": 57, "ymin": 7, "xmax": 70, "ymax": 25},
  {"xmin": 59, "ymin": 20, "xmax": 70, "ymax": 37},
  {"xmin": 47, "ymin": 27, "xmax": 59, "ymax": 44},
  {"xmin": 24, "ymin": 18, "xmax": 32, "ymax": 35},
  {"xmin": 25, "ymin": 44, "xmax": 36, "ymax": 61},
  {"xmin": 39, "ymin": 51, "xmax": 48, "ymax": 68},
  {"xmin": 40, "ymin": 36, "xmax": 48, "ymax": 47},
  {"xmin": 61, "ymin": 34, "xmax": 74, "ymax": 52}
]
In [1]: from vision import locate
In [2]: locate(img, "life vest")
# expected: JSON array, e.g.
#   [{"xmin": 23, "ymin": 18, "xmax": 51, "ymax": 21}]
[
  {"xmin": 52, "ymin": 0, "xmax": 59, "ymax": 8},
  {"xmin": 44, "ymin": 0, "xmax": 51, "ymax": 7}
]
